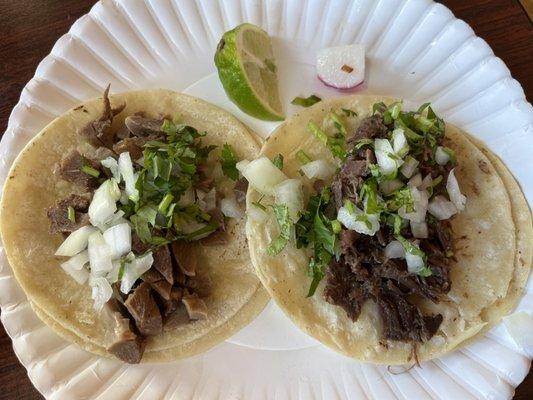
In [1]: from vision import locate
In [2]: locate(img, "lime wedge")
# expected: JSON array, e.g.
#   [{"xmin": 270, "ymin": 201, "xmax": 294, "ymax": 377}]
[{"xmin": 214, "ymin": 23, "xmax": 284, "ymax": 121}]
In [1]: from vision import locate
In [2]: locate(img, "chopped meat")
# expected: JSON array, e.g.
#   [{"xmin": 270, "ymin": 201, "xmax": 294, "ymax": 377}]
[
  {"xmin": 124, "ymin": 282, "xmax": 163, "ymax": 336},
  {"xmin": 79, "ymin": 85, "xmax": 126, "ymax": 148},
  {"xmin": 93, "ymin": 147, "xmax": 116, "ymax": 161},
  {"xmin": 199, "ymin": 230, "xmax": 229, "ymax": 246},
  {"xmin": 47, "ymin": 194, "xmax": 90, "ymax": 234},
  {"xmin": 348, "ymin": 115, "xmax": 388, "ymax": 142},
  {"xmin": 208, "ymin": 207, "xmax": 225, "ymax": 231},
  {"xmin": 141, "ymin": 268, "xmax": 163, "ymax": 284},
  {"xmin": 112, "ymin": 137, "xmax": 145, "ymax": 160},
  {"xmin": 234, "ymin": 177, "xmax": 248, "ymax": 205},
  {"xmin": 164, "ymin": 301, "xmax": 191, "ymax": 329},
  {"xmin": 161, "ymin": 287, "xmax": 184, "ymax": 318},
  {"xmin": 124, "ymin": 115, "xmax": 165, "ymax": 137},
  {"xmin": 152, "ymin": 245, "xmax": 174, "ymax": 284},
  {"xmin": 313, "ymin": 179, "xmax": 325, "ymax": 194},
  {"xmin": 57, "ymin": 150, "xmax": 101, "ymax": 191},
  {"xmin": 106, "ymin": 312, "xmax": 145, "ymax": 364},
  {"xmin": 195, "ymin": 176, "xmax": 214, "ymax": 192},
  {"xmin": 182, "ymin": 292, "xmax": 208, "ymax": 320},
  {"xmin": 331, "ymin": 156, "xmax": 366, "ymax": 209},
  {"xmin": 171, "ymin": 241, "xmax": 197, "ymax": 276},
  {"xmin": 141, "ymin": 269, "xmax": 172, "ymax": 300},
  {"xmin": 131, "ymin": 234, "xmax": 151, "ymax": 255}
]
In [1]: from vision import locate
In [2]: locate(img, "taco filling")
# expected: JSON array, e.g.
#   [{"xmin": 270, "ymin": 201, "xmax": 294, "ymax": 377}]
[
  {"xmin": 49, "ymin": 88, "xmax": 247, "ymax": 363},
  {"xmin": 243, "ymin": 102, "xmax": 466, "ymax": 347}
]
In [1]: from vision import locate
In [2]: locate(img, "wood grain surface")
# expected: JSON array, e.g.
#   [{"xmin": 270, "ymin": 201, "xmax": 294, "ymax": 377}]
[{"xmin": 0, "ymin": 0, "xmax": 531, "ymax": 399}]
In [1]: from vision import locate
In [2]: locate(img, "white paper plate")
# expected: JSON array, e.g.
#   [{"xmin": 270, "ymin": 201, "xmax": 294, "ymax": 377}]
[{"xmin": 0, "ymin": 0, "xmax": 532, "ymax": 399}]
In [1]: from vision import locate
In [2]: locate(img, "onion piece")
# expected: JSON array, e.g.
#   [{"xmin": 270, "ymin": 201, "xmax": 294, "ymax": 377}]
[
  {"xmin": 408, "ymin": 173, "xmax": 422, "ymax": 188},
  {"xmin": 55, "ymin": 225, "xmax": 98, "ymax": 257},
  {"xmin": 60, "ymin": 251, "xmax": 90, "ymax": 284},
  {"xmin": 106, "ymin": 260, "xmax": 121, "ymax": 284},
  {"xmin": 101, "ymin": 157, "xmax": 121, "ymax": 181},
  {"xmin": 406, "ymin": 252, "xmax": 425, "ymax": 274},
  {"xmin": 428, "ymin": 195, "xmax": 458, "ymax": 220},
  {"xmin": 88, "ymin": 232, "xmax": 113, "ymax": 274},
  {"xmin": 446, "ymin": 169, "xmax": 466, "ymax": 211},
  {"xmin": 337, "ymin": 204, "xmax": 380, "ymax": 236},
  {"xmin": 316, "ymin": 44, "xmax": 365, "ymax": 89},
  {"xmin": 236, "ymin": 160, "xmax": 250, "ymax": 174},
  {"xmin": 420, "ymin": 174, "xmax": 433, "ymax": 192},
  {"xmin": 410, "ymin": 221, "xmax": 428, "ymax": 239},
  {"xmin": 103, "ymin": 223, "xmax": 131, "ymax": 259},
  {"xmin": 120, "ymin": 252, "xmax": 154, "ymax": 294},
  {"xmin": 220, "ymin": 196, "xmax": 244, "ymax": 219},
  {"xmin": 273, "ymin": 179, "xmax": 305, "ymax": 221},
  {"xmin": 301, "ymin": 159, "xmax": 336, "ymax": 180},
  {"xmin": 401, "ymin": 156, "xmax": 419, "ymax": 178},
  {"xmin": 384, "ymin": 241, "xmax": 405, "ymax": 259},
  {"xmin": 242, "ymin": 157, "xmax": 288, "ymax": 196},
  {"xmin": 247, "ymin": 205, "xmax": 268, "ymax": 223},
  {"xmin": 197, "ymin": 188, "xmax": 216, "ymax": 211},
  {"xmin": 435, "ymin": 146, "xmax": 450, "ymax": 166},
  {"xmin": 379, "ymin": 179, "xmax": 404, "ymax": 195},
  {"xmin": 90, "ymin": 276, "xmax": 113, "ymax": 311},
  {"xmin": 392, "ymin": 129, "xmax": 408, "ymax": 157},
  {"xmin": 118, "ymin": 152, "xmax": 139, "ymax": 202},
  {"xmin": 374, "ymin": 138, "xmax": 398, "ymax": 176},
  {"xmin": 89, "ymin": 179, "xmax": 120, "ymax": 227},
  {"xmin": 398, "ymin": 188, "xmax": 428, "ymax": 223}
]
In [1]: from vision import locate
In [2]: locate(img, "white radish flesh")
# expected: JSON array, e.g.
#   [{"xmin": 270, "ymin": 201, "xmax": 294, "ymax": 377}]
[{"xmin": 316, "ymin": 44, "xmax": 365, "ymax": 89}]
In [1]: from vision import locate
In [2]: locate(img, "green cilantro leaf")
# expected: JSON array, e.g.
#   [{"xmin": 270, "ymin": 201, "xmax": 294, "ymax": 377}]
[
  {"xmin": 291, "ymin": 95, "xmax": 322, "ymax": 107},
  {"xmin": 267, "ymin": 204, "xmax": 292, "ymax": 255},
  {"xmin": 272, "ymin": 154, "xmax": 284, "ymax": 170},
  {"xmin": 221, "ymin": 144, "xmax": 239, "ymax": 181}
]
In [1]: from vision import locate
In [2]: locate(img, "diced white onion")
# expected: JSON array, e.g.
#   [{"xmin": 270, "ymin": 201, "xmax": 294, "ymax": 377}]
[
  {"xmin": 177, "ymin": 187, "xmax": 195, "ymax": 207},
  {"xmin": 408, "ymin": 173, "xmax": 422, "ymax": 188},
  {"xmin": 120, "ymin": 252, "xmax": 154, "ymax": 294},
  {"xmin": 247, "ymin": 204, "xmax": 268, "ymax": 223},
  {"xmin": 384, "ymin": 240, "xmax": 405, "ymax": 259},
  {"xmin": 89, "ymin": 179, "xmax": 120, "ymax": 227},
  {"xmin": 406, "ymin": 252, "xmax": 425, "ymax": 274},
  {"xmin": 242, "ymin": 157, "xmax": 288, "ymax": 196},
  {"xmin": 220, "ymin": 196, "xmax": 244, "ymax": 219},
  {"xmin": 55, "ymin": 225, "xmax": 98, "ymax": 257},
  {"xmin": 101, "ymin": 157, "xmax": 121, "ymax": 181},
  {"xmin": 419, "ymin": 174, "xmax": 433, "ymax": 192},
  {"xmin": 379, "ymin": 179, "xmax": 404, "ymax": 195},
  {"xmin": 428, "ymin": 195, "xmax": 458, "ymax": 220},
  {"xmin": 273, "ymin": 179, "xmax": 305, "ymax": 220},
  {"xmin": 60, "ymin": 251, "xmax": 90, "ymax": 284},
  {"xmin": 374, "ymin": 138, "xmax": 398, "ymax": 176},
  {"xmin": 398, "ymin": 188, "xmax": 428, "ymax": 223},
  {"xmin": 401, "ymin": 157, "xmax": 419, "ymax": 178},
  {"xmin": 197, "ymin": 188, "xmax": 217, "ymax": 211},
  {"xmin": 337, "ymin": 204, "xmax": 380, "ymax": 236},
  {"xmin": 88, "ymin": 232, "xmax": 113, "ymax": 274},
  {"xmin": 410, "ymin": 221, "xmax": 428, "ymax": 239},
  {"xmin": 435, "ymin": 146, "xmax": 450, "ymax": 166},
  {"xmin": 301, "ymin": 159, "xmax": 336, "ymax": 180},
  {"xmin": 392, "ymin": 129, "xmax": 408, "ymax": 157},
  {"xmin": 118, "ymin": 152, "xmax": 139, "ymax": 202},
  {"xmin": 90, "ymin": 276, "xmax": 113, "ymax": 311},
  {"xmin": 106, "ymin": 260, "xmax": 121, "ymax": 284},
  {"xmin": 104, "ymin": 210, "xmax": 127, "ymax": 229},
  {"xmin": 236, "ymin": 160, "xmax": 250, "ymax": 174},
  {"xmin": 446, "ymin": 169, "xmax": 466, "ymax": 211},
  {"xmin": 103, "ymin": 223, "xmax": 131, "ymax": 259}
]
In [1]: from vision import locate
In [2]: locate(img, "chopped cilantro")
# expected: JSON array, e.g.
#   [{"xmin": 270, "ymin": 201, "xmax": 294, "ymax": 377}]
[
  {"xmin": 291, "ymin": 95, "xmax": 322, "ymax": 107},
  {"xmin": 267, "ymin": 204, "xmax": 292, "ymax": 255},
  {"xmin": 221, "ymin": 144, "xmax": 239, "ymax": 181},
  {"xmin": 272, "ymin": 154, "xmax": 284, "ymax": 170},
  {"xmin": 80, "ymin": 164, "xmax": 100, "ymax": 178},
  {"xmin": 67, "ymin": 206, "xmax": 76, "ymax": 223},
  {"xmin": 296, "ymin": 150, "xmax": 312, "ymax": 164},
  {"xmin": 342, "ymin": 108, "xmax": 357, "ymax": 117}
]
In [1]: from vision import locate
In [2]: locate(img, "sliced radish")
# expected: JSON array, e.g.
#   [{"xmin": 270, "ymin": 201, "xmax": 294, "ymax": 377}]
[{"xmin": 316, "ymin": 44, "xmax": 365, "ymax": 89}]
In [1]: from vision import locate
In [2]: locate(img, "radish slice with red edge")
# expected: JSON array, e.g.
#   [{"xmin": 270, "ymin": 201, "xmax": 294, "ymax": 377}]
[{"xmin": 316, "ymin": 44, "xmax": 365, "ymax": 89}]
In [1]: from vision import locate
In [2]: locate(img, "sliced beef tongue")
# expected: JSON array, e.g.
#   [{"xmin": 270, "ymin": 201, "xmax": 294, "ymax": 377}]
[
  {"xmin": 171, "ymin": 241, "xmax": 197, "ymax": 276},
  {"xmin": 124, "ymin": 282, "xmax": 163, "ymax": 336},
  {"xmin": 141, "ymin": 269, "xmax": 172, "ymax": 300},
  {"xmin": 112, "ymin": 137, "xmax": 145, "ymax": 161},
  {"xmin": 79, "ymin": 85, "xmax": 126, "ymax": 148},
  {"xmin": 234, "ymin": 177, "xmax": 248, "ymax": 205},
  {"xmin": 164, "ymin": 301, "xmax": 191, "ymax": 329},
  {"xmin": 47, "ymin": 194, "xmax": 90, "ymax": 234},
  {"xmin": 57, "ymin": 150, "xmax": 101, "ymax": 191},
  {"xmin": 182, "ymin": 292, "xmax": 208, "ymax": 320},
  {"xmin": 124, "ymin": 115, "xmax": 165, "ymax": 137},
  {"xmin": 106, "ymin": 312, "xmax": 145, "ymax": 364},
  {"xmin": 152, "ymin": 245, "xmax": 174, "ymax": 284}
]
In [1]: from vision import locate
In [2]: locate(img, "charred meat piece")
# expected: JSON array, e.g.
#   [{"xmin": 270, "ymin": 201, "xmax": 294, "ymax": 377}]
[
  {"xmin": 234, "ymin": 177, "xmax": 248, "ymax": 205},
  {"xmin": 153, "ymin": 245, "xmax": 174, "ymax": 284},
  {"xmin": 131, "ymin": 234, "xmax": 151, "ymax": 255},
  {"xmin": 47, "ymin": 194, "xmax": 90, "ymax": 234},
  {"xmin": 124, "ymin": 282, "xmax": 163, "ymax": 336},
  {"xmin": 199, "ymin": 230, "xmax": 229, "ymax": 246},
  {"xmin": 57, "ymin": 150, "xmax": 101, "ymax": 191},
  {"xmin": 171, "ymin": 241, "xmax": 197, "ymax": 276},
  {"xmin": 79, "ymin": 85, "xmax": 126, "ymax": 148},
  {"xmin": 348, "ymin": 115, "xmax": 388, "ymax": 143},
  {"xmin": 331, "ymin": 156, "xmax": 367, "ymax": 209},
  {"xmin": 106, "ymin": 312, "xmax": 145, "ymax": 364},
  {"xmin": 124, "ymin": 115, "xmax": 165, "ymax": 137},
  {"xmin": 182, "ymin": 292, "xmax": 208, "ymax": 320}
]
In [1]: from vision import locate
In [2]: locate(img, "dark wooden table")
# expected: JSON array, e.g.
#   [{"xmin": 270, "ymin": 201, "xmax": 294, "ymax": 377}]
[{"xmin": 0, "ymin": 0, "xmax": 531, "ymax": 398}]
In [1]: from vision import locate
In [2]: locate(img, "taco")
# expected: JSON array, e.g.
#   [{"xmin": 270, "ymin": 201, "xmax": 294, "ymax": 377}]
[
  {"xmin": 0, "ymin": 87, "xmax": 269, "ymax": 363},
  {"xmin": 243, "ymin": 95, "xmax": 532, "ymax": 364}
]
